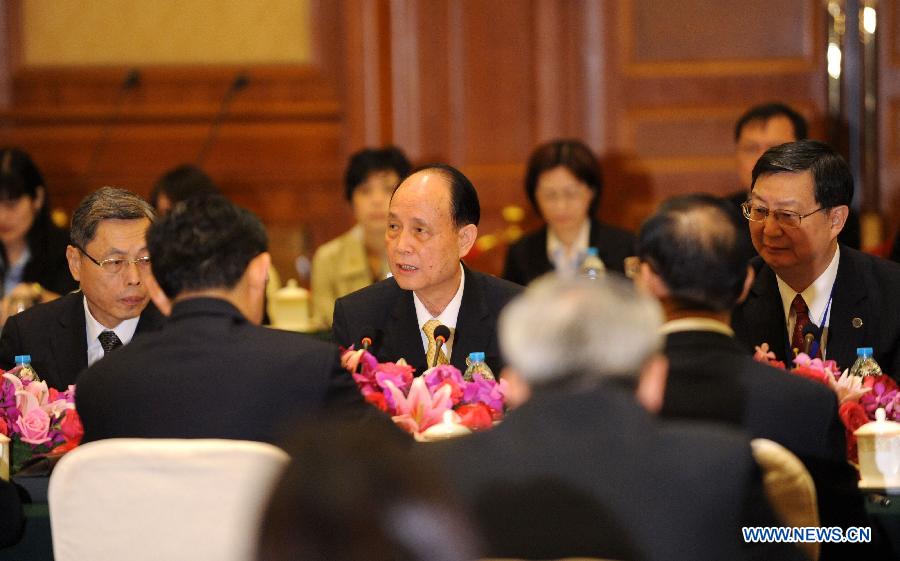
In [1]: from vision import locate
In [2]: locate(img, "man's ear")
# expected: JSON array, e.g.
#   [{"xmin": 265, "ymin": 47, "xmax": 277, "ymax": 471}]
[
  {"xmin": 65, "ymin": 245, "xmax": 82, "ymax": 283},
  {"xmin": 828, "ymin": 205, "xmax": 849, "ymax": 238},
  {"xmin": 33, "ymin": 186, "xmax": 45, "ymax": 210},
  {"xmin": 143, "ymin": 270, "xmax": 172, "ymax": 316},
  {"xmin": 247, "ymin": 252, "xmax": 272, "ymax": 292},
  {"xmin": 637, "ymin": 263, "xmax": 670, "ymax": 299},
  {"xmin": 457, "ymin": 224, "xmax": 478, "ymax": 258},
  {"xmin": 736, "ymin": 265, "xmax": 755, "ymax": 305},
  {"xmin": 635, "ymin": 354, "xmax": 668, "ymax": 414}
]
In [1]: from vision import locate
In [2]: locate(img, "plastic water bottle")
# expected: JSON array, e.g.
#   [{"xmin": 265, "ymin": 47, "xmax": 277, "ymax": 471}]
[
  {"xmin": 848, "ymin": 347, "xmax": 882, "ymax": 378},
  {"xmin": 464, "ymin": 351, "xmax": 495, "ymax": 382},
  {"xmin": 579, "ymin": 247, "xmax": 606, "ymax": 280},
  {"xmin": 14, "ymin": 355, "xmax": 39, "ymax": 382}
]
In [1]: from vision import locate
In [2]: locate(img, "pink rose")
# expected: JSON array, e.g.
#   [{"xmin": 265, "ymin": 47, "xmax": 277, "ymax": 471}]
[{"xmin": 16, "ymin": 407, "xmax": 51, "ymax": 445}]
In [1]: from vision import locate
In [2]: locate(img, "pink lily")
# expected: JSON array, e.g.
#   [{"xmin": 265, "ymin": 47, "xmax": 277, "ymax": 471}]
[{"xmin": 385, "ymin": 377, "xmax": 453, "ymax": 434}]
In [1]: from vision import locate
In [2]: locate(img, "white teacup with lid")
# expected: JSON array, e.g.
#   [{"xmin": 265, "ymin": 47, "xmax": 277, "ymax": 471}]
[{"xmin": 855, "ymin": 407, "xmax": 900, "ymax": 490}]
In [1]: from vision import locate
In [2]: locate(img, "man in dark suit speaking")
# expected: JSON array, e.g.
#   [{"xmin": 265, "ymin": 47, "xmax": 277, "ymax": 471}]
[
  {"xmin": 76, "ymin": 196, "xmax": 367, "ymax": 444},
  {"xmin": 732, "ymin": 140, "xmax": 900, "ymax": 382},
  {"xmin": 0, "ymin": 187, "xmax": 164, "ymax": 390},
  {"xmin": 332, "ymin": 163, "xmax": 521, "ymax": 375}
]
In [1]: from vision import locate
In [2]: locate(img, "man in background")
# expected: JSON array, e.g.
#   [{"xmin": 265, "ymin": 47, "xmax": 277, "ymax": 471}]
[{"xmin": 0, "ymin": 187, "xmax": 163, "ymax": 390}]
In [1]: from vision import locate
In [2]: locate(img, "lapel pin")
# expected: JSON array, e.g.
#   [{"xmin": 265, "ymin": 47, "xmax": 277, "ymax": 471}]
[{"xmin": 852, "ymin": 317, "xmax": 863, "ymax": 329}]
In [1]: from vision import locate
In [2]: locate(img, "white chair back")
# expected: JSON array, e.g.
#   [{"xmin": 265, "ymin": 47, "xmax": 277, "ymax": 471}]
[{"xmin": 49, "ymin": 438, "xmax": 289, "ymax": 561}]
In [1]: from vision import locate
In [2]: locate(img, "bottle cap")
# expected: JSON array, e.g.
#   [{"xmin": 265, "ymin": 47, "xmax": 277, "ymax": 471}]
[
  {"xmin": 14, "ymin": 355, "xmax": 31, "ymax": 364},
  {"xmin": 468, "ymin": 351, "xmax": 485, "ymax": 362},
  {"xmin": 585, "ymin": 247, "xmax": 599, "ymax": 257},
  {"xmin": 856, "ymin": 347, "xmax": 873, "ymax": 358}
]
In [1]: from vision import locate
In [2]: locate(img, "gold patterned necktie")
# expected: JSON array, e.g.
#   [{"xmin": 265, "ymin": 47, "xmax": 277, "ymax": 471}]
[{"xmin": 423, "ymin": 319, "xmax": 452, "ymax": 367}]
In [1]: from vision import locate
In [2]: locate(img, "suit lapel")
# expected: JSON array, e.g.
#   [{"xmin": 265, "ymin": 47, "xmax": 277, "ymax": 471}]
[
  {"xmin": 52, "ymin": 293, "xmax": 88, "ymax": 387},
  {"xmin": 741, "ymin": 265, "xmax": 791, "ymax": 361},
  {"xmin": 451, "ymin": 269, "xmax": 491, "ymax": 372},
  {"xmin": 824, "ymin": 248, "xmax": 867, "ymax": 367},
  {"xmin": 385, "ymin": 290, "xmax": 428, "ymax": 374}
]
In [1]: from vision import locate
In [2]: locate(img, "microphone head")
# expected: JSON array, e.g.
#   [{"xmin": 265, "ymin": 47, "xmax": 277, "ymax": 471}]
[
  {"xmin": 123, "ymin": 69, "xmax": 141, "ymax": 90},
  {"xmin": 433, "ymin": 325, "xmax": 451, "ymax": 344},
  {"xmin": 232, "ymin": 73, "xmax": 250, "ymax": 91},
  {"xmin": 802, "ymin": 322, "xmax": 821, "ymax": 338},
  {"xmin": 359, "ymin": 327, "xmax": 378, "ymax": 350}
]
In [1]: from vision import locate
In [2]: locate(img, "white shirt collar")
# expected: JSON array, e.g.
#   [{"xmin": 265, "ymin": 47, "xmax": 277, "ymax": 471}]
[
  {"xmin": 546, "ymin": 219, "xmax": 591, "ymax": 277},
  {"xmin": 776, "ymin": 245, "xmax": 840, "ymax": 332},
  {"xmin": 84, "ymin": 295, "xmax": 141, "ymax": 366},
  {"xmin": 659, "ymin": 317, "xmax": 735, "ymax": 337},
  {"xmin": 413, "ymin": 263, "xmax": 465, "ymax": 358}
]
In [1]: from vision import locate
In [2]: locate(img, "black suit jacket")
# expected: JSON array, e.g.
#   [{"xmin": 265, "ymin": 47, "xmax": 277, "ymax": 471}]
[
  {"xmin": 501, "ymin": 219, "xmax": 635, "ymax": 285},
  {"xmin": 663, "ymin": 329, "xmax": 873, "ymax": 560},
  {"xmin": 332, "ymin": 265, "xmax": 522, "ymax": 375},
  {"xmin": 732, "ymin": 246, "xmax": 900, "ymax": 383},
  {"xmin": 77, "ymin": 298, "xmax": 369, "ymax": 445},
  {"xmin": 0, "ymin": 291, "xmax": 165, "ymax": 390},
  {"xmin": 418, "ymin": 384, "xmax": 801, "ymax": 561}
]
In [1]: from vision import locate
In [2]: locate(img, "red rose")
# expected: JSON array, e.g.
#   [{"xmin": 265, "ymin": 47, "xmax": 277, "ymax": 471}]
[
  {"xmin": 365, "ymin": 392, "xmax": 389, "ymax": 413},
  {"xmin": 838, "ymin": 401, "xmax": 869, "ymax": 433},
  {"xmin": 456, "ymin": 403, "xmax": 493, "ymax": 431},
  {"xmin": 59, "ymin": 409, "xmax": 84, "ymax": 443}
]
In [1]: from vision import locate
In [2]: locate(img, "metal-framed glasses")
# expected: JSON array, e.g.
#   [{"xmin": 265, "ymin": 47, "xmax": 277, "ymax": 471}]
[
  {"xmin": 75, "ymin": 246, "xmax": 151, "ymax": 274},
  {"xmin": 741, "ymin": 201, "xmax": 827, "ymax": 228}
]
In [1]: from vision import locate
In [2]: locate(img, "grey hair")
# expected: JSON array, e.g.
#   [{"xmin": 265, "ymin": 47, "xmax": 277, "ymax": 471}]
[
  {"xmin": 70, "ymin": 187, "xmax": 156, "ymax": 247},
  {"xmin": 498, "ymin": 274, "xmax": 664, "ymax": 385}
]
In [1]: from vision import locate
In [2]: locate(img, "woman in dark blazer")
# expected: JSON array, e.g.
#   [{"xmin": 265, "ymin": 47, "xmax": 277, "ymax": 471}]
[
  {"xmin": 0, "ymin": 148, "xmax": 76, "ymax": 303},
  {"xmin": 502, "ymin": 139, "xmax": 634, "ymax": 285}
]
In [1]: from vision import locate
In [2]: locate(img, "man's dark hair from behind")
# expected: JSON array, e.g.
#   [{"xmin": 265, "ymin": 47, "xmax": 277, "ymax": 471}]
[
  {"xmin": 147, "ymin": 195, "xmax": 266, "ymax": 299},
  {"xmin": 344, "ymin": 146, "xmax": 412, "ymax": 202},
  {"xmin": 751, "ymin": 140, "xmax": 854, "ymax": 209},
  {"xmin": 734, "ymin": 102, "xmax": 808, "ymax": 142},
  {"xmin": 636, "ymin": 194, "xmax": 751, "ymax": 312},
  {"xmin": 395, "ymin": 163, "xmax": 480, "ymax": 228}
]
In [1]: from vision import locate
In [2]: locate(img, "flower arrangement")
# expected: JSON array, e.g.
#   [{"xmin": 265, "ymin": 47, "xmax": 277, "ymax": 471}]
[
  {"xmin": 342, "ymin": 348, "xmax": 506, "ymax": 437},
  {"xmin": 753, "ymin": 343, "xmax": 899, "ymax": 463},
  {"xmin": 0, "ymin": 366, "xmax": 83, "ymax": 474}
]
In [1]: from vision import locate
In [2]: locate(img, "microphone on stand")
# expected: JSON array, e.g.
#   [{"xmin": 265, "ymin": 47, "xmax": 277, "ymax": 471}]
[
  {"xmin": 358, "ymin": 327, "xmax": 379, "ymax": 352},
  {"xmin": 802, "ymin": 322, "xmax": 822, "ymax": 357},
  {"xmin": 196, "ymin": 73, "xmax": 249, "ymax": 166},
  {"xmin": 432, "ymin": 325, "xmax": 451, "ymax": 369},
  {"xmin": 83, "ymin": 68, "xmax": 141, "ymax": 181}
]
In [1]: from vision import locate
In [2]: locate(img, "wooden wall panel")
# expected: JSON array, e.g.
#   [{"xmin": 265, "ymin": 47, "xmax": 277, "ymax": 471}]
[{"xmin": 879, "ymin": 0, "xmax": 900, "ymax": 236}]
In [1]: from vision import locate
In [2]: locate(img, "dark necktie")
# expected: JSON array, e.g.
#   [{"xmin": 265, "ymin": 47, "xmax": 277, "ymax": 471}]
[
  {"xmin": 98, "ymin": 330, "xmax": 123, "ymax": 355},
  {"xmin": 790, "ymin": 294, "xmax": 811, "ymax": 357}
]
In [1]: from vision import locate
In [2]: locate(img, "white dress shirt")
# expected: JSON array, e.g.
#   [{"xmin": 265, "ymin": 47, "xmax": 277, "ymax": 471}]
[
  {"xmin": 413, "ymin": 264, "xmax": 465, "ymax": 360},
  {"xmin": 84, "ymin": 296, "xmax": 140, "ymax": 366},
  {"xmin": 546, "ymin": 219, "xmax": 591, "ymax": 278},
  {"xmin": 775, "ymin": 246, "xmax": 840, "ymax": 338}
]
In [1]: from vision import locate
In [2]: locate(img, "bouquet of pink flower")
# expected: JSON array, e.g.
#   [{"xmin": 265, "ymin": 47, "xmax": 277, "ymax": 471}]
[
  {"xmin": 341, "ymin": 348, "xmax": 507, "ymax": 436},
  {"xmin": 753, "ymin": 343, "xmax": 899, "ymax": 463},
  {"xmin": 0, "ymin": 366, "xmax": 83, "ymax": 474}
]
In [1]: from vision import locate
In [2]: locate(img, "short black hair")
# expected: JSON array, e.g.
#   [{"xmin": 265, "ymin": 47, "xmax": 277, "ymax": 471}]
[
  {"xmin": 734, "ymin": 103, "xmax": 808, "ymax": 142},
  {"xmin": 524, "ymin": 139, "xmax": 603, "ymax": 218},
  {"xmin": 637, "ymin": 194, "xmax": 752, "ymax": 312},
  {"xmin": 150, "ymin": 164, "xmax": 220, "ymax": 210},
  {"xmin": 0, "ymin": 147, "xmax": 52, "ymax": 241},
  {"xmin": 147, "ymin": 195, "xmax": 267, "ymax": 298},
  {"xmin": 344, "ymin": 146, "xmax": 411, "ymax": 201},
  {"xmin": 398, "ymin": 163, "xmax": 480, "ymax": 228},
  {"xmin": 751, "ymin": 140, "xmax": 853, "ymax": 208}
]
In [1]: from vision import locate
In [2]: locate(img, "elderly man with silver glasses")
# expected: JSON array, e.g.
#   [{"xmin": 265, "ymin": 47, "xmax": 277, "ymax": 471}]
[
  {"xmin": 0, "ymin": 187, "xmax": 164, "ymax": 390},
  {"xmin": 732, "ymin": 140, "xmax": 900, "ymax": 383}
]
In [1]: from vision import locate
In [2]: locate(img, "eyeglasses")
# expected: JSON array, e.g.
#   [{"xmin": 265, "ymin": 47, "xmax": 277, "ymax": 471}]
[
  {"xmin": 76, "ymin": 246, "xmax": 151, "ymax": 274},
  {"xmin": 741, "ymin": 201, "xmax": 827, "ymax": 228}
]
